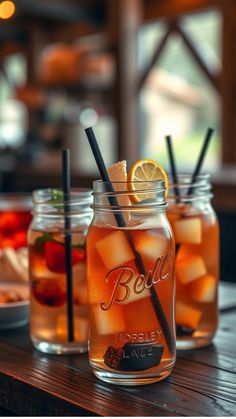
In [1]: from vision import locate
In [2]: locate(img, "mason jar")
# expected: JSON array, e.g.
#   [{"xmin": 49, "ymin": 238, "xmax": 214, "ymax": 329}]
[
  {"xmin": 167, "ymin": 174, "xmax": 219, "ymax": 349},
  {"xmin": 28, "ymin": 188, "xmax": 93, "ymax": 354},
  {"xmin": 86, "ymin": 180, "xmax": 176, "ymax": 385}
]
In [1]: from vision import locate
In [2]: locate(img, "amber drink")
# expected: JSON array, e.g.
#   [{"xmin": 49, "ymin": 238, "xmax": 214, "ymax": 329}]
[
  {"xmin": 167, "ymin": 175, "xmax": 219, "ymax": 349},
  {"xmin": 87, "ymin": 180, "xmax": 176, "ymax": 385},
  {"xmin": 28, "ymin": 188, "xmax": 93, "ymax": 354}
]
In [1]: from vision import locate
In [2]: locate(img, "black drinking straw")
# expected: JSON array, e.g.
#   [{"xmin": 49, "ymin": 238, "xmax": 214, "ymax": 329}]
[
  {"xmin": 165, "ymin": 135, "xmax": 180, "ymax": 201},
  {"xmin": 62, "ymin": 149, "xmax": 74, "ymax": 342},
  {"xmin": 85, "ymin": 127, "xmax": 174, "ymax": 353},
  {"xmin": 187, "ymin": 127, "xmax": 214, "ymax": 196}
]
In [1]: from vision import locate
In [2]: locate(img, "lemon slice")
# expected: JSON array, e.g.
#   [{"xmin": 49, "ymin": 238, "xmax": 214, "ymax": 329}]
[{"xmin": 127, "ymin": 159, "xmax": 168, "ymax": 203}]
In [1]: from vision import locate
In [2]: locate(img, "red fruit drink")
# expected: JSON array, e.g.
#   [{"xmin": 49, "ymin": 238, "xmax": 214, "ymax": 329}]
[
  {"xmin": 0, "ymin": 194, "xmax": 32, "ymax": 282},
  {"xmin": 0, "ymin": 194, "xmax": 32, "ymax": 250},
  {"xmin": 0, "ymin": 209, "xmax": 31, "ymax": 249}
]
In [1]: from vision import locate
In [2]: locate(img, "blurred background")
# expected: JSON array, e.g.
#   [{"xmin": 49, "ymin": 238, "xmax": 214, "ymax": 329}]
[{"xmin": 0, "ymin": 0, "xmax": 235, "ymax": 282}]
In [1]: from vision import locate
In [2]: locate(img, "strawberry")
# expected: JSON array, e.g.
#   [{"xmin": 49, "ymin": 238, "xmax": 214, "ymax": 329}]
[
  {"xmin": 32, "ymin": 277, "xmax": 67, "ymax": 307},
  {"xmin": 45, "ymin": 241, "xmax": 85, "ymax": 273}
]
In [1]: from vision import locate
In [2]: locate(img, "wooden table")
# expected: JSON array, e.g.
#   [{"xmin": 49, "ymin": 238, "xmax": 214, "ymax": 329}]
[{"xmin": 0, "ymin": 282, "xmax": 236, "ymax": 417}]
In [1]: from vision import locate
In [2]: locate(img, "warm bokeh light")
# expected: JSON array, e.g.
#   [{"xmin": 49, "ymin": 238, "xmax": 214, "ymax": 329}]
[{"xmin": 0, "ymin": 1, "xmax": 15, "ymax": 19}]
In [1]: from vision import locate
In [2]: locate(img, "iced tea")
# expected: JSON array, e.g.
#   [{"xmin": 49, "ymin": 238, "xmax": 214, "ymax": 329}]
[
  {"xmin": 167, "ymin": 175, "xmax": 219, "ymax": 349},
  {"xmin": 87, "ymin": 180, "xmax": 176, "ymax": 385}
]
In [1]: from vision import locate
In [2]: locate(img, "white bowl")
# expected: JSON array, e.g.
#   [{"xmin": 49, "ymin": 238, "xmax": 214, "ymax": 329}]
[{"xmin": 0, "ymin": 281, "xmax": 29, "ymax": 329}]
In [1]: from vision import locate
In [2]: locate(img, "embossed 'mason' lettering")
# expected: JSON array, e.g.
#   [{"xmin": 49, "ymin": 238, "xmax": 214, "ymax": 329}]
[{"xmin": 101, "ymin": 254, "xmax": 170, "ymax": 310}]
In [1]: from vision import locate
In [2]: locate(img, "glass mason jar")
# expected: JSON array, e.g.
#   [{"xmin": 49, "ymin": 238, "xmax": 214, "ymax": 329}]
[
  {"xmin": 28, "ymin": 188, "xmax": 93, "ymax": 354},
  {"xmin": 167, "ymin": 174, "xmax": 219, "ymax": 349},
  {"xmin": 86, "ymin": 180, "xmax": 176, "ymax": 385}
]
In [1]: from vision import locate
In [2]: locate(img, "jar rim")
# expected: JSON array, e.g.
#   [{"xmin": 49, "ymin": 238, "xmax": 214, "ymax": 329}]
[
  {"xmin": 32, "ymin": 188, "xmax": 92, "ymax": 204},
  {"xmin": 92, "ymin": 179, "xmax": 167, "ymax": 210},
  {"xmin": 93, "ymin": 179, "xmax": 166, "ymax": 191},
  {"xmin": 167, "ymin": 173, "xmax": 212, "ymax": 202},
  {"xmin": 167, "ymin": 173, "xmax": 210, "ymax": 185}
]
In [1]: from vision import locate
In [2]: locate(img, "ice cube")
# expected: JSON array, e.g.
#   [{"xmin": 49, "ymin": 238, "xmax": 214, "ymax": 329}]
[
  {"xmin": 115, "ymin": 262, "xmax": 150, "ymax": 304},
  {"xmin": 74, "ymin": 282, "xmax": 88, "ymax": 305},
  {"xmin": 57, "ymin": 315, "xmax": 88, "ymax": 342},
  {"xmin": 95, "ymin": 230, "xmax": 135, "ymax": 271},
  {"xmin": 176, "ymin": 244, "xmax": 196, "ymax": 262},
  {"xmin": 188, "ymin": 274, "xmax": 217, "ymax": 303},
  {"xmin": 30, "ymin": 259, "xmax": 65, "ymax": 279},
  {"xmin": 200, "ymin": 222, "xmax": 219, "ymax": 272},
  {"xmin": 75, "ymin": 305, "xmax": 89, "ymax": 318},
  {"xmin": 87, "ymin": 263, "xmax": 112, "ymax": 305},
  {"xmin": 72, "ymin": 262, "xmax": 87, "ymax": 284},
  {"xmin": 125, "ymin": 297, "xmax": 160, "ymax": 332},
  {"xmin": 173, "ymin": 217, "xmax": 201, "ymax": 244},
  {"xmin": 92, "ymin": 303, "xmax": 126, "ymax": 335},
  {"xmin": 176, "ymin": 300, "xmax": 202, "ymax": 329},
  {"xmin": 53, "ymin": 232, "xmax": 86, "ymax": 247},
  {"xmin": 176, "ymin": 254, "xmax": 207, "ymax": 284},
  {"xmin": 167, "ymin": 208, "xmax": 181, "ymax": 224},
  {"xmin": 135, "ymin": 233, "xmax": 166, "ymax": 260}
]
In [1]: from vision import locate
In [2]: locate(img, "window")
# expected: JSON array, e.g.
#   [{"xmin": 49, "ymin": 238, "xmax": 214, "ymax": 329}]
[
  {"xmin": 0, "ymin": 53, "xmax": 27, "ymax": 148},
  {"xmin": 139, "ymin": 10, "xmax": 221, "ymax": 173}
]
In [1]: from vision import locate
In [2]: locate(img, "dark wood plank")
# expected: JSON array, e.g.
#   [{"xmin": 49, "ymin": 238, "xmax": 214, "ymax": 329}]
[
  {"xmin": 0, "ymin": 373, "xmax": 95, "ymax": 417},
  {"xmin": 0, "ymin": 405, "xmax": 15, "ymax": 416},
  {"xmin": 0, "ymin": 340, "xmax": 176, "ymax": 417},
  {"xmin": 0, "ymin": 318, "xmax": 236, "ymax": 416},
  {"xmin": 0, "ymin": 286, "xmax": 236, "ymax": 416}
]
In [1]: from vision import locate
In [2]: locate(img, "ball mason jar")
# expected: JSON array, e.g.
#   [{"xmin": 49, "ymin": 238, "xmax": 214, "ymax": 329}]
[
  {"xmin": 167, "ymin": 174, "xmax": 219, "ymax": 349},
  {"xmin": 28, "ymin": 188, "xmax": 93, "ymax": 354},
  {"xmin": 86, "ymin": 180, "xmax": 176, "ymax": 385}
]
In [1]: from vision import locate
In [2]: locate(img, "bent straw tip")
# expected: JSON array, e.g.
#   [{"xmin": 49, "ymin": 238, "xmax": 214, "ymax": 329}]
[
  {"xmin": 206, "ymin": 127, "xmax": 214, "ymax": 136},
  {"xmin": 85, "ymin": 127, "xmax": 93, "ymax": 133}
]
